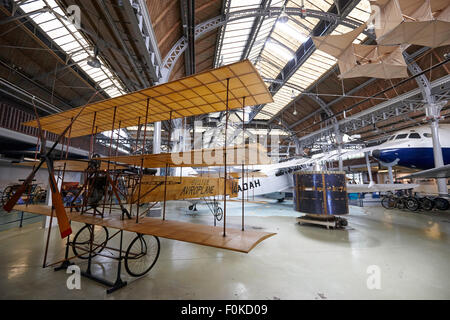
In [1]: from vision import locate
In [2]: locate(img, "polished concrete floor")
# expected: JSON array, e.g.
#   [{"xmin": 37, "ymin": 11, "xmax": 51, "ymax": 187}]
[{"xmin": 0, "ymin": 200, "xmax": 449, "ymax": 300}]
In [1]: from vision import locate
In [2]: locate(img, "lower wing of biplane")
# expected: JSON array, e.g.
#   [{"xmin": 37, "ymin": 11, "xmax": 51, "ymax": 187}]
[{"xmin": 13, "ymin": 204, "xmax": 275, "ymax": 253}]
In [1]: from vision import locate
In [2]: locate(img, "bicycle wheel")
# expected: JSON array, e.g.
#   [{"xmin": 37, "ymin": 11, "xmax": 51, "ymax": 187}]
[
  {"xmin": 434, "ymin": 197, "xmax": 449, "ymax": 210},
  {"xmin": 420, "ymin": 197, "xmax": 433, "ymax": 211},
  {"xmin": 396, "ymin": 198, "xmax": 405, "ymax": 209},
  {"xmin": 381, "ymin": 196, "xmax": 395, "ymax": 209},
  {"xmin": 72, "ymin": 224, "xmax": 109, "ymax": 259},
  {"xmin": 405, "ymin": 197, "xmax": 419, "ymax": 211},
  {"xmin": 125, "ymin": 234, "xmax": 160, "ymax": 277}
]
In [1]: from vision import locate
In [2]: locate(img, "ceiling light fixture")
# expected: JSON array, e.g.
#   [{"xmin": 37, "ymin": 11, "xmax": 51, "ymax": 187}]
[
  {"xmin": 278, "ymin": 6, "xmax": 288, "ymax": 24},
  {"xmin": 87, "ymin": 47, "xmax": 101, "ymax": 68}
]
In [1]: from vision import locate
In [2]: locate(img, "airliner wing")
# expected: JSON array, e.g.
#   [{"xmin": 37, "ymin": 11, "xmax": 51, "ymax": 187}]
[
  {"xmin": 251, "ymin": 158, "xmax": 314, "ymax": 172},
  {"xmin": 347, "ymin": 183, "xmax": 419, "ymax": 193},
  {"xmin": 400, "ymin": 164, "xmax": 450, "ymax": 179},
  {"xmin": 321, "ymin": 145, "xmax": 381, "ymax": 162}
]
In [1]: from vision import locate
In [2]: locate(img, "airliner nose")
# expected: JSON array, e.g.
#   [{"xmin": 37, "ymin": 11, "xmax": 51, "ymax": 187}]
[{"xmin": 372, "ymin": 149, "xmax": 381, "ymax": 159}]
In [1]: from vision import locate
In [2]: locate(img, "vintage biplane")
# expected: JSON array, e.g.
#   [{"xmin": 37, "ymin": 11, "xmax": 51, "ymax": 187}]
[{"xmin": 4, "ymin": 60, "xmax": 277, "ymax": 293}]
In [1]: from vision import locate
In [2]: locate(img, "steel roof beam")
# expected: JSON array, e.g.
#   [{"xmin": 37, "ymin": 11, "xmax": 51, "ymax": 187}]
[
  {"xmin": 162, "ymin": 5, "xmax": 367, "ymax": 78},
  {"xmin": 97, "ymin": 0, "xmax": 150, "ymax": 88},
  {"xmin": 122, "ymin": 0, "xmax": 163, "ymax": 83},
  {"xmin": 248, "ymin": 0, "xmax": 361, "ymax": 121},
  {"xmin": 180, "ymin": 0, "xmax": 196, "ymax": 76},
  {"xmin": 240, "ymin": 0, "xmax": 272, "ymax": 61},
  {"xmin": 296, "ymin": 74, "xmax": 450, "ymax": 146}
]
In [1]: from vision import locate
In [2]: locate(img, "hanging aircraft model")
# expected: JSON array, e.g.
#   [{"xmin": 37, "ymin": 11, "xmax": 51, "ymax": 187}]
[{"xmin": 311, "ymin": 0, "xmax": 450, "ymax": 79}]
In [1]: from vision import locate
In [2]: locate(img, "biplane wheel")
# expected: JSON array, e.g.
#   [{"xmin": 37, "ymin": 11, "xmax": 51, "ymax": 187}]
[
  {"xmin": 214, "ymin": 207, "xmax": 223, "ymax": 221},
  {"xmin": 1, "ymin": 186, "xmax": 13, "ymax": 205},
  {"xmin": 188, "ymin": 205, "xmax": 194, "ymax": 211},
  {"xmin": 124, "ymin": 234, "xmax": 160, "ymax": 277},
  {"xmin": 72, "ymin": 224, "xmax": 109, "ymax": 259}
]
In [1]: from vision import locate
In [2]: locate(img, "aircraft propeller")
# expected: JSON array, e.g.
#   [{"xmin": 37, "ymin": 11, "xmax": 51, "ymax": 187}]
[{"xmin": 3, "ymin": 92, "xmax": 99, "ymax": 238}]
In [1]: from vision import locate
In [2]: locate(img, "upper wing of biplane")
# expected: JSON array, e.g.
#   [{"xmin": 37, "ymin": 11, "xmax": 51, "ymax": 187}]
[
  {"xmin": 14, "ymin": 159, "xmax": 129, "ymax": 172},
  {"xmin": 22, "ymin": 60, "xmax": 273, "ymax": 138},
  {"xmin": 98, "ymin": 143, "xmax": 272, "ymax": 168}
]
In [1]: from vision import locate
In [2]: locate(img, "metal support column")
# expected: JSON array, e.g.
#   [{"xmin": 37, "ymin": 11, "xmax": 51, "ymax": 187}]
[
  {"xmin": 241, "ymin": 96, "xmax": 246, "ymax": 232},
  {"xmin": 365, "ymin": 151, "xmax": 374, "ymax": 187},
  {"xmin": 388, "ymin": 166, "xmax": 394, "ymax": 184},
  {"xmin": 223, "ymin": 78, "xmax": 230, "ymax": 237},
  {"xmin": 426, "ymin": 102, "xmax": 448, "ymax": 196},
  {"xmin": 334, "ymin": 123, "xmax": 343, "ymax": 172}
]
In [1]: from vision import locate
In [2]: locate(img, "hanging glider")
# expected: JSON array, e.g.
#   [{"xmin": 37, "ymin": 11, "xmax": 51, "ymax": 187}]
[
  {"xmin": 312, "ymin": 23, "xmax": 408, "ymax": 79},
  {"xmin": 370, "ymin": 0, "xmax": 450, "ymax": 48}
]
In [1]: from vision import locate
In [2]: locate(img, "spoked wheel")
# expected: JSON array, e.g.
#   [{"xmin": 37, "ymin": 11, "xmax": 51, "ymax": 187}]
[
  {"xmin": 434, "ymin": 197, "xmax": 449, "ymax": 211},
  {"xmin": 72, "ymin": 224, "xmax": 109, "ymax": 259},
  {"xmin": 214, "ymin": 207, "xmax": 223, "ymax": 221},
  {"xmin": 337, "ymin": 217, "xmax": 348, "ymax": 227},
  {"xmin": 396, "ymin": 198, "xmax": 406, "ymax": 210},
  {"xmin": 1, "ymin": 186, "xmax": 12, "ymax": 206},
  {"xmin": 405, "ymin": 197, "xmax": 419, "ymax": 211},
  {"xmin": 125, "ymin": 234, "xmax": 160, "ymax": 277},
  {"xmin": 381, "ymin": 196, "xmax": 395, "ymax": 209},
  {"xmin": 420, "ymin": 197, "xmax": 434, "ymax": 211}
]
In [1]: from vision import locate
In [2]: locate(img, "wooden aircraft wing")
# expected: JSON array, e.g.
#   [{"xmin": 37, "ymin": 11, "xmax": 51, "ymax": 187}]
[
  {"xmin": 13, "ymin": 204, "xmax": 275, "ymax": 253},
  {"xmin": 229, "ymin": 171, "xmax": 268, "ymax": 178},
  {"xmin": 371, "ymin": 0, "xmax": 450, "ymax": 47},
  {"xmin": 14, "ymin": 160, "xmax": 129, "ymax": 171},
  {"xmin": 131, "ymin": 176, "xmax": 238, "ymax": 203},
  {"xmin": 99, "ymin": 143, "xmax": 272, "ymax": 168},
  {"xmin": 22, "ymin": 60, "xmax": 273, "ymax": 138}
]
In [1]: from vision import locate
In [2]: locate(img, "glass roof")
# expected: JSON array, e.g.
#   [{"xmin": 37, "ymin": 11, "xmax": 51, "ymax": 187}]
[
  {"xmin": 217, "ymin": 0, "xmax": 271, "ymax": 66},
  {"xmin": 215, "ymin": 0, "xmax": 372, "ymax": 121},
  {"xmin": 254, "ymin": 0, "xmax": 372, "ymax": 120},
  {"xmin": 16, "ymin": 0, "xmax": 126, "ymax": 98}
]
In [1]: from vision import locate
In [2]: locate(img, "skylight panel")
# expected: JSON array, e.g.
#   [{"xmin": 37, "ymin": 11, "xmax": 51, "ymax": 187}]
[
  {"xmin": 60, "ymin": 42, "xmax": 79, "ymax": 52},
  {"xmin": 32, "ymin": 14, "xmax": 56, "ymax": 25},
  {"xmin": 265, "ymin": 40, "xmax": 294, "ymax": 62},
  {"xmin": 20, "ymin": 0, "xmax": 43, "ymax": 11},
  {"xmin": 273, "ymin": 20, "xmax": 309, "ymax": 50},
  {"xmin": 16, "ymin": 0, "xmax": 126, "ymax": 99},
  {"xmin": 215, "ymin": 0, "xmax": 263, "ymax": 66}
]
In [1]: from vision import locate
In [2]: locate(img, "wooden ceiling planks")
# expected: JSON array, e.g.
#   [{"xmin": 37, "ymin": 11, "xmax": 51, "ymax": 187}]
[
  {"xmin": 287, "ymin": 46, "xmax": 450, "ymax": 138},
  {"xmin": 23, "ymin": 60, "xmax": 273, "ymax": 137}
]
